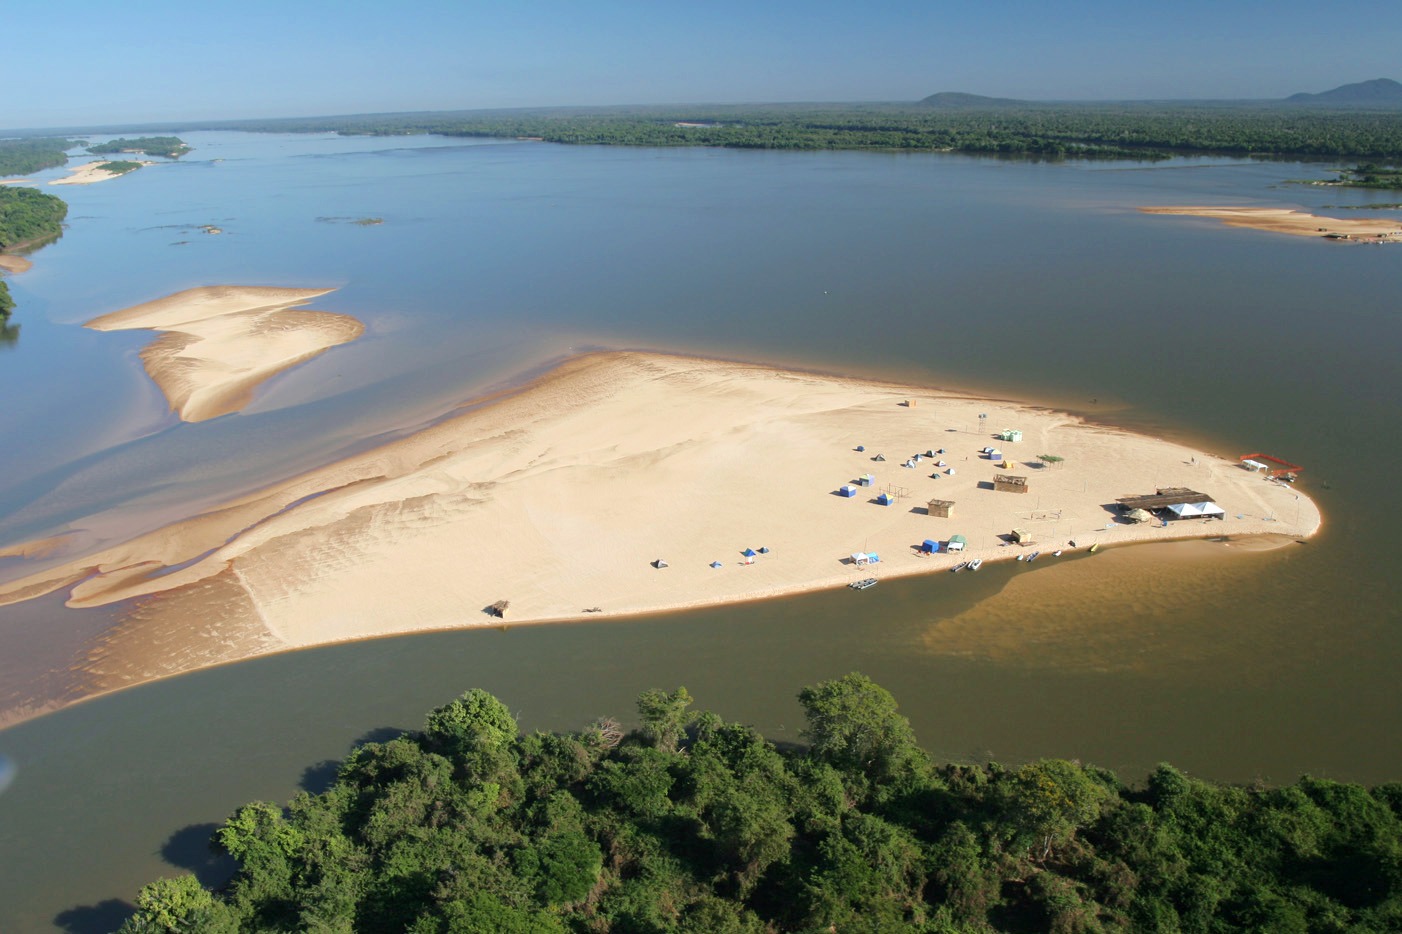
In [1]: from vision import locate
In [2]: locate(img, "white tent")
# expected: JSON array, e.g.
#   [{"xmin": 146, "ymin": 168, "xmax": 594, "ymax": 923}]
[
  {"xmin": 850, "ymin": 552, "xmax": 871, "ymax": 566},
  {"xmin": 1168, "ymin": 501, "xmax": 1225, "ymax": 518}
]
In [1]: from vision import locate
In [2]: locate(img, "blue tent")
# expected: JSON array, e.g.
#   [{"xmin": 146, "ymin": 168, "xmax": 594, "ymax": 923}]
[
  {"xmin": 856, "ymin": 445, "xmax": 865, "ymax": 452},
  {"xmin": 922, "ymin": 539, "xmax": 940, "ymax": 553},
  {"xmin": 859, "ymin": 474, "xmax": 875, "ymax": 487},
  {"xmin": 840, "ymin": 484, "xmax": 857, "ymax": 497},
  {"xmin": 742, "ymin": 548, "xmax": 758, "ymax": 557},
  {"xmin": 710, "ymin": 561, "xmax": 723, "ymax": 568},
  {"xmin": 758, "ymin": 546, "xmax": 770, "ymax": 554},
  {"xmin": 878, "ymin": 492, "xmax": 896, "ymax": 506}
]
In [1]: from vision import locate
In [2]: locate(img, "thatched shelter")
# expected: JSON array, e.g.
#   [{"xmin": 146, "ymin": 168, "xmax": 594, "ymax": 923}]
[
  {"xmin": 1126, "ymin": 508, "xmax": 1154, "ymax": 524},
  {"xmin": 1116, "ymin": 488, "xmax": 1211, "ymax": 511},
  {"xmin": 927, "ymin": 499, "xmax": 954, "ymax": 518},
  {"xmin": 993, "ymin": 474, "xmax": 1029, "ymax": 494},
  {"xmin": 1012, "ymin": 527, "xmax": 1035, "ymax": 545}
]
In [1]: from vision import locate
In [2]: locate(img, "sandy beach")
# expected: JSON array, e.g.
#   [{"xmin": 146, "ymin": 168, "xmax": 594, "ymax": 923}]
[
  {"xmin": 0, "ymin": 350, "xmax": 1320, "ymax": 707},
  {"xmin": 48, "ymin": 160, "xmax": 154, "ymax": 186},
  {"xmin": 1141, "ymin": 205, "xmax": 1402, "ymax": 241},
  {"xmin": 0, "ymin": 254, "xmax": 33, "ymax": 274},
  {"xmin": 85, "ymin": 286, "xmax": 365, "ymax": 422}
]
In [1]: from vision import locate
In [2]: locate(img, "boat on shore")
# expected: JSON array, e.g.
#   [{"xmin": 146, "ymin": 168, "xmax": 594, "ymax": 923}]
[
  {"xmin": 950, "ymin": 561, "xmax": 968, "ymax": 573},
  {"xmin": 1053, "ymin": 549, "xmax": 1062, "ymax": 557},
  {"xmin": 849, "ymin": 577, "xmax": 878, "ymax": 590},
  {"xmin": 1026, "ymin": 551, "xmax": 1041, "ymax": 563},
  {"xmin": 968, "ymin": 558, "xmax": 984, "ymax": 571}
]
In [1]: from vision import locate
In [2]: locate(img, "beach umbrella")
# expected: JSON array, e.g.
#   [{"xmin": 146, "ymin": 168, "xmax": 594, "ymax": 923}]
[{"xmin": 742, "ymin": 548, "xmax": 757, "ymax": 557}]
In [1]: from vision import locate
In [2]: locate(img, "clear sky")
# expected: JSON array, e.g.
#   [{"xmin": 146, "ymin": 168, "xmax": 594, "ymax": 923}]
[{"xmin": 5, "ymin": 0, "xmax": 1401, "ymax": 129}]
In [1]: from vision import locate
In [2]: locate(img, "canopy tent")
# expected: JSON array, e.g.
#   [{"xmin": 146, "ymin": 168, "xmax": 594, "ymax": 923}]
[
  {"xmin": 947, "ymin": 534, "xmax": 967, "ymax": 552},
  {"xmin": 742, "ymin": 548, "xmax": 758, "ymax": 557},
  {"xmin": 1167, "ymin": 501, "xmax": 1225, "ymax": 518},
  {"xmin": 850, "ymin": 552, "xmax": 871, "ymax": 565}
]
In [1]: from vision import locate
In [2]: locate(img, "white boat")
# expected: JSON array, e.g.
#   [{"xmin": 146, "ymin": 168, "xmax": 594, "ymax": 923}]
[
  {"xmin": 849, "ymin": 577, "xmax": 878, "ymax": 590},
  {"xmin": 1027, "ymin": 551, "xmax": 1041, "ymax": 562},
  {"xmin": 968, "ymin": 558, "xmax": 984, "ymax": 571},
  {"xmin": 1053, "ymin": 549, "xmax": 1063, "ymax": 557}
]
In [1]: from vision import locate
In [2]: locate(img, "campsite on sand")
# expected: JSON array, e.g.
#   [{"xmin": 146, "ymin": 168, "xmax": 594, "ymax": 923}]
[{"xmin": 0, "ymin": 349, "xmax": 1320, "ymax": 718}]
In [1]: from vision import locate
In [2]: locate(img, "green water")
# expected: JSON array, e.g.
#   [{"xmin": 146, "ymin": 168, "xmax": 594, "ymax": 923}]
[{"xmin": 0, "ymin": 134, "xmax": 1399, "ymax": 930}]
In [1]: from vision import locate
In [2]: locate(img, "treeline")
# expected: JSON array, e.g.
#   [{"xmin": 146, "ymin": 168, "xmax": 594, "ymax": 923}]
[
  {"xmin": 0, "ymin": 281, "xmax": 12, "ymax": 319},
  {"xmin": 201, "ymin": 103, "xmax": 1402, "ymax": 161},
  {"xmin": 0, "ymin": 186, "xmax": 67, "ymax": 251},
  {"xmin": 1334, "ymin": 162, "xmax": 1402, "ymax": 189},
  {"xmin": 88, "ymin": 136, "xmax": 190, "ymax": 158},
  {"xmin": 119, "ymin": 675, "xmax": 1402, "ymax": 932},
  {"xmin": 0, "ymin": 137, "xmax": 80, "ymax": 177}
]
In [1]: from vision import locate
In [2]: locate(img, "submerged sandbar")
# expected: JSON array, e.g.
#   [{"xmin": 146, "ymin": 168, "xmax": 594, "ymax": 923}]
[
  {"xmin": 0, "ymin": 352, "xmax": 1319, "ymax": 716},
  {"xmin": 85, "ymin": 285, "xmax": 364, "ymax": 422},
  {"xmin": 1141, "ymin": 205, "xmax": 1402, "ymax": 241}
]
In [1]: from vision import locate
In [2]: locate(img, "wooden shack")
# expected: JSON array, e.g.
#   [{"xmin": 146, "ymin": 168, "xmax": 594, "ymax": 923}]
[
  {"xmin": 993, "ymin": 474, "xmax": 1029, "ymax": 494},
  {"xmin": 927, "ymin": 498, "xmax": 954, "ymax": 518}
]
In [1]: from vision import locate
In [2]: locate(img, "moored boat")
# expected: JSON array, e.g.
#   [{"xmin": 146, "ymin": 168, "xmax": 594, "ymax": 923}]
[
  {"xmin": 950, "ymin": 561, "xmax": 968, "ymax": 573},
  {"xmin": 849, "ymin": 577, "xmax": 878, "ymax": 590},
  {"xmin": 968, "ymin": 558, "xmax": 984, "ymax": 571}
]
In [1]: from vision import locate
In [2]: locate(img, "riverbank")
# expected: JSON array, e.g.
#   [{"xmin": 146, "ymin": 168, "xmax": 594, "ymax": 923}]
[
  {"xmin": 0, "ymin": 351, "xmax": 1320, "ymax": 720},
  {"xmin": 85, "ymin": 285, "xmax": 365, "ymax": 422},
  {"xmin": 0, "ymin": 254, "xmax": 32, "ymax": 274},
  {"xmin": 47, "ymin": 160, "xmax": 155, "ymax": 186},
  {"xmin": 1140, "ymin": 205, "xmax": 1402, "ymax": 241}
]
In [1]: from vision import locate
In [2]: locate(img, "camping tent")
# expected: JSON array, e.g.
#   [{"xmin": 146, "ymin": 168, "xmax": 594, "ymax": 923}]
[
  {"xmin": 840, "ymin": 484, "xmax": 857, "ymax": 497},
  {"xmin": 859, "ymin": 474, "xmax": 875, "ymax": 487},
  {"xmin": 653, "ymin": 559, "xmax": 668, "ymax": 569},
  {"xmin": 1167, "ymin": 501, "xmax": 1225, "ymax": 519},
  {"xmin": 850, "ymin": 552, "xmax": 871, "ymax": 566},
  {"xmin": 877, "ymin": 492, "xmax": 896, "ymax": 506},
  {"xmin": 947, "ymin": 534, "xmax": 967, "ymax": 552},
  {"xmin": 921, "ymin": 539, "xmax": 940, "ymax": 554}
]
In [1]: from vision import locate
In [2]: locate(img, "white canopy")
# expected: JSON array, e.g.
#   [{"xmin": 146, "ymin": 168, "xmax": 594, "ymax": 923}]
[{"xmin": 1168, "ymin": 501, "xmax": 1225, "ymax": 518}]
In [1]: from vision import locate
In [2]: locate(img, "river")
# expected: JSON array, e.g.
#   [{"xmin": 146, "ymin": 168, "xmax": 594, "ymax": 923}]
[{"xmin": 0, "ymin": 133, "xmax": 1398, "ymax": 930}]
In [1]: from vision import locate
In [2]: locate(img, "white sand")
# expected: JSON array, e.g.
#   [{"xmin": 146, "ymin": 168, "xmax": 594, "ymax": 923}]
[
  {"xmin": 47, "ymin": 160, "xmax": 154, "ymax": 186},
  {"xmin": 0, "ymin": 254, "xmax": 32, "ymax": 274},
  {"xmin": 0, "ymin": 352, "xmax": 1320, "ymax": 671},
  {"xmin": 1141, "ymin": 205, "xmax": 1402, "ymax": 240},
  {"xmin": 85, "ymin": 286, "xmax": 365, "ymax": 422}
]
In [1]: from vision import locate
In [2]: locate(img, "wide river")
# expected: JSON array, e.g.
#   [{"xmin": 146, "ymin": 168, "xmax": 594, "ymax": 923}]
[{"xmin": 0, "ymin": 132, "xmax": 1398, "ymax": 930}]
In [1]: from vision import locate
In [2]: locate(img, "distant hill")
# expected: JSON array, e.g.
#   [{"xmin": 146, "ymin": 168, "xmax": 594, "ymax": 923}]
[
  {"xmin": 919, "ymin": 91, "xmax": 1029, "ymax": 109},
  {"xmin": 1287, "ymin": 78, "xmax": 1402, "ymax": 105}
]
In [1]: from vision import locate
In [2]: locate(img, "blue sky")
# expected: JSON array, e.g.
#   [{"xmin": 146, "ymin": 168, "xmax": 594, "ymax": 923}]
[{"xmin": 4, "ymin": 0, "xmax": 1401, "ymax": 128}]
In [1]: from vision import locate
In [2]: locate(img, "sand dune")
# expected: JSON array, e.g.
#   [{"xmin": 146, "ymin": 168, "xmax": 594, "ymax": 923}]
[
  {"xmin": 1140, "ymin": 205, "xmax": 1402, "ymax": 240},
  {"xmin": 85, "ymin": 286, "xmax": 364, "ymax": 422},
  {"xmin": 0, "ymin": 352, "xmax": 1320, "ymax": 694}
]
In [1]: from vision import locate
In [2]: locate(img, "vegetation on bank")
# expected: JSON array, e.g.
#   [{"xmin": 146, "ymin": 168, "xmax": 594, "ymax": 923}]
[
  {"xmin": 89, "ymin": 136, "xmax": 190, "ymax": 158},
  {"xmin": 199, "ymin": 103, "xmax": 1402, "ymax": 161},
  {"xmin": 0, "ymin": 186, "xmax": 67, "ymax": 251},
  {"xmin": 95, "ymin": 160, "xmax": 144, "ymax": 176},
  {"xmin": 0, "ymin": 280, "xmax": 13, "ymax": 319},
  {"xmin": 119, "ymin": 675, "xmax": 1402, "ymax": 933},
  {"xmin": 0, "ymin": 137, "xmax": 81, "ymax": 177},
  {"xmin": 1329, "ymin": 163, "xmax": 1402, "ymax": 190}
]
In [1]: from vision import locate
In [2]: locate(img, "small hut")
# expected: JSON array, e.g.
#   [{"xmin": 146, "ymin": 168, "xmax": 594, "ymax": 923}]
[
  {"xmin": 987, "ymin": 448, "xmax": 1003, "ymax": 461},
  {"xmin": 840, "ymin": 484, "xmax": 858, "ymax": 497},
  {"xmin": 877, "ymin": 492, "xmax": 897, "ymax": 506},
  {"xmin": 1000, "ymin": 429, "xmax": 1023, "ymax": 443},
  {"xmin": 947, "ymin": 534, "xmax": 967, "ymax": 553},
  {"xmin": 490, "ymin": 600, "xmax": 510, "ymax": 618},
  {"xmin": 993, "ymin": 474, "xmax": 1029, "ymax": 494},
  {"xmin": 859, "ymin": 474, "xmax": 875, "ymax": 487},
  {"xmin": 927, "ymin": 498, "xmax": 954, "ymax": 518},
  {"xmin": 1012, "ymin": 528, "xmax": 1035, "ymax": 545}
]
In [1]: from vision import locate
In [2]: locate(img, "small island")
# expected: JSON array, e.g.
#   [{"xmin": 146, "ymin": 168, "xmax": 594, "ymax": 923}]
[
  {"xmin": 88, "ymin": 135, "xmax": 191, "ymax": 159},
  {"xmin": 49, "ymin": 160, "xmax": 155, "ymax": 186},
  {"xmin": 1321, "ymin": 162, "xmax": 1402, "ymax": 190},
  {"xmin": 1140, "ymin": 205, "xmax": 1402, "ymax": 242}
]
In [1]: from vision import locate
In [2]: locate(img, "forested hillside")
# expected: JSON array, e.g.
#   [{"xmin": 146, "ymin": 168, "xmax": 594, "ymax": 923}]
[{"xmin": 120, "ymin": 675, "xmax": 1402, "ymax": 933}]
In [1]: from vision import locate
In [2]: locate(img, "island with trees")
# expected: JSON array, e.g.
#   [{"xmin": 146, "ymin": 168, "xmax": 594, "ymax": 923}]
[
  {"xmin": 0, "ymin": 186, "xmax": 68, "ymax": 253},
  {"xmin": 119, "ymin": 675, "xmax": 1402, "ymax": 933},
  {"xmin": 88, "ymin": 135, "xmax": 191, "ymax": 158}
]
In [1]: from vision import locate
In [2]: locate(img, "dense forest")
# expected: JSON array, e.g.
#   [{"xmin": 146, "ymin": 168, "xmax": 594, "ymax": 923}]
[
  {"xmin": 0, "ymin": 186, "xmax": 67, "ymax": 252},
  {"xmin": 0, "ymin": 137, "xmax": 81, "ymax": 177},
  {"xmin": 0, "ymin": 280, "xmax": 13, "ymax": 319},
  {"xmin": 0, "ymin": 186, "xmax": 68, "ymax": 251},
  {"xmin": 119, "ymin": 675, "xmax": 1402, "ymax": 933},
  {"xmin": 1331, "ymin": 163, "xmax": 1402, "ymax": 190},
  {"xmin": 88, "ymin": 136, "xmax": 190, "ymax": 158},
  {"xmin": 203, "ymin": 103, "xmax": 1402, "ymax": 161}
]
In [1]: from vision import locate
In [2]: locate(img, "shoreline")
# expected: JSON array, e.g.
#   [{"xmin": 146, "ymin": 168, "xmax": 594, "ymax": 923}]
[
  {"xmin": 1140, "ymin": 205, "xmax": 1402, "ymax": 241},
  {"xmin": 85, "ymin": 285, "xmax": 365, "ymax": 422},
  {"xmin": 0, "ymin": 350, "xmax": 1321, "ymax": 723},
  {"xmin": 47, "ymin": 160, "xmax": 155, "ymax": 186}
]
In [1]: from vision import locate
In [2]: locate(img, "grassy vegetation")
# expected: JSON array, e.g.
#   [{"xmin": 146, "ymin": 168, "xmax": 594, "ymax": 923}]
[
  {"xmin": 119, "ymin": 676, "xmax": 1402, "ymax": 933},
  {"xmin": 1330, "ymin": 163, "xmax": 1402, "ymax": 190}
]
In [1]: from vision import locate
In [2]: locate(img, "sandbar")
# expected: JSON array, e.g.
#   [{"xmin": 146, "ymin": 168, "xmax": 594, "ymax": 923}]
[
  {"xmin": 85, "ymin": 286, "xmax": 365, "ymax": 422},
  {"xmin": 0, "ymin": 351, "xmax": 1320, "ymax": 703},
  {"xmin": 1141, "ymin": 205, "xmax": 1402, "ymax": 241},
  {"xmin": 0, "ymin": 254, "xmax": 32, "ymax": 274},
  {"xmin": 48, "ymin": 160, "xmax": 154, "ymax": 186}
]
